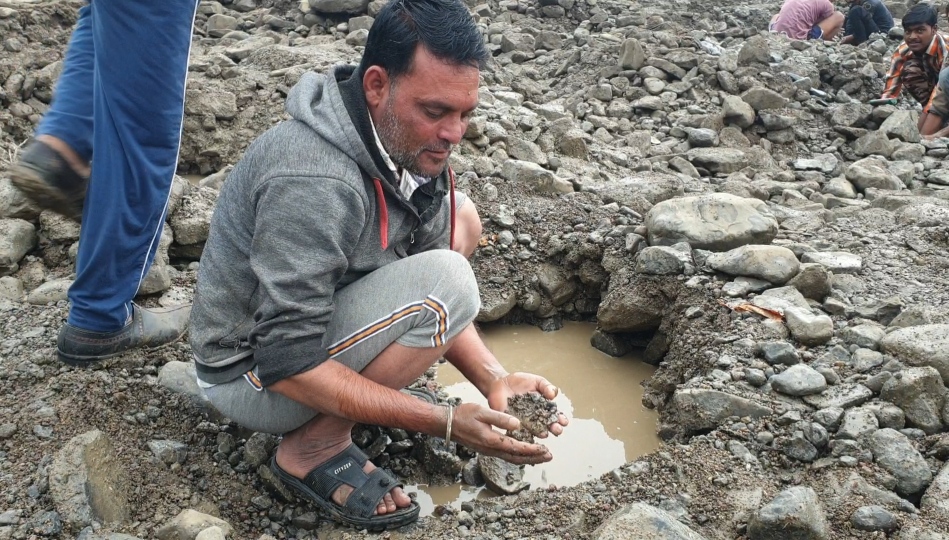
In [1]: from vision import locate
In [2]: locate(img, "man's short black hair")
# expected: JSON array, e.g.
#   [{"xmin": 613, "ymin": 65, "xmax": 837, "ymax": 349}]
[
  {"xmin": 358, "ymin": 0, "xmax": 490, "ymax": 81},
  {"xmin": 903, "ymin": 3, "xmax": 938, "ymax": 29}
]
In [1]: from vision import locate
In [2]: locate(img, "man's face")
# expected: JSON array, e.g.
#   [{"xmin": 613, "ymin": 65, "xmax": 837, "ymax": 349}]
[
  {"xmin": 367, "ymin": 47, "xmax": 480, "ymax": 179},
  {"xmin": 905, "ymin": 23, "xmax": 937, "ymax": 54}
]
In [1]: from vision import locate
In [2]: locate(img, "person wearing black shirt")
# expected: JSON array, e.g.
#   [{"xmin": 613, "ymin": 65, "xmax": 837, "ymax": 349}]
[{"xmin": 841, "ymin": 0, "xmax": 895, "ymax": 45}]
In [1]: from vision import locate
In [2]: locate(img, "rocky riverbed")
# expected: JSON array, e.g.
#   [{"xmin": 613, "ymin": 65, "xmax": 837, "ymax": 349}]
[{"xmin": 4, "ymin": 0, "xmax": 949, "ymax": 538}]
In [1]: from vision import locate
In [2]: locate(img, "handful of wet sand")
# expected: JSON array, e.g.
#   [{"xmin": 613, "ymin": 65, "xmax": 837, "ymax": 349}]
[
  {"xmin": 478, "ymin": 392, "xmax": 561, "ymax": 495},
  {"xmin": 506, "ymin": 392, "xmax": 560, "ymax": 442}
]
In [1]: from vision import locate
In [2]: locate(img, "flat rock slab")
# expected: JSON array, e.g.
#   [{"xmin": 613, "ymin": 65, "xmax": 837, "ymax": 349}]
[
  {"xmin": 707, "ymin": 245, "xmax": 800, "ymax": 285},
  {"xmin": 594, "ymin": 502, "xmax": 708, "ymax": 539},
  {"xmin": 646, "ymin": 193, "xmax": 778, "ymax": 251},
  {"xmin": 803, "ymin": 383, "xmax": 872, "ymax": 409},
  {"xmin": 792, "ymin": 154, "xmax": 838, "ymax": 173},
  {"xmin": 49, "ymin": 430, "xmax": 130, "ymax": 529},
  {"xmin": 479, "ymin": 456, "xmax": 529, "ymax": 495},
  {"xmin": 672, "ymin": 388, "xmax": 773, "ymax": 431},
  {"xmin": 800, "ymin": 251, "xmax": 862, "ymax": 274},
  {"xmin": 881, "ymin": 325, "xmax": 949, "ymax": 383},
  {"xmin": 686, "ymin": 148, "xmax": 750, "ymax": 174}
]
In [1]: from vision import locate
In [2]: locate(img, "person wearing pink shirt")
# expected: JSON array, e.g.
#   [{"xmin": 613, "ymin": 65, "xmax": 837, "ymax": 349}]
[{"xmin": 770, "ymin": 0, "xmax": 845, "ymax": 41}]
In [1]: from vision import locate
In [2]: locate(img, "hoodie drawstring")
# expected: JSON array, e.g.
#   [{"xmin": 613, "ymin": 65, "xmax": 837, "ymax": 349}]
[
  {"xmin": 448, "ymin": 167, "xmax": 457, "ymax": 252},
  {"xmin": 372, "ymin": 170, "xmax": 457, "ymax": 252},
  {"xmin": 372, "ymin": 178, "xmax": 389, "ymax": 250}
]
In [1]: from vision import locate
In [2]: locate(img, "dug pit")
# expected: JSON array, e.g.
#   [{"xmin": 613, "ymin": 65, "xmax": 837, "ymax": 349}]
[{"xmin": 406, "ymin": 322, "xmax": 660, "ymax": 515}]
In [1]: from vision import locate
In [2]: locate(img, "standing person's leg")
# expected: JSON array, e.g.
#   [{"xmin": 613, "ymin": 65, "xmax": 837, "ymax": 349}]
[
  {"xmin": 9, "ymin": 3, "xmax": 94, "ymax": 220},
  {"xmin": 57, "ymin": 0, "xmax": 200, "ymax": 364}
]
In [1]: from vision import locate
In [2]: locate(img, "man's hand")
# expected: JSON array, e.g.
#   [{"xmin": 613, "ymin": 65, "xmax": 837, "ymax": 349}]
[
  {"xmin": 450, "ymin": 403, "xmax": 552, "ymax": 464},
  {"xmin": 486, "ymin": 372, "xmax": 569, "ymax": 437}
]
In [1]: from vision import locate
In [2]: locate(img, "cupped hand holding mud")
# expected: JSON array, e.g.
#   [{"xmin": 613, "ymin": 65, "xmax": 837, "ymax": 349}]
[
  {"xmin": 486, "ymin": 372, "xmax": 570, "ymax": 437},
  {"xmin": 450, "ymin": 402, "xmax": 553, "ymax": 465}
]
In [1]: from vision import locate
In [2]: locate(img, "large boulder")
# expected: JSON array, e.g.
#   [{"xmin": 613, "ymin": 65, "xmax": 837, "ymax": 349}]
[
  {"xmin": 706, "ymin": 245, "xmax": 800, "ymax": 285},
  {"xmin": 845, "ymin": 157, "xmax": 904, "ymax": 192},
  {"xmin": 881, "ymin": 325, "xmax": 949, "ymax": 384},
  {"xmin": 748, "ymin": 486, "xmax": 830, "ymax": 540},
  {"xmin": 646, "ymin": 193, "xmax": 778, "ymax": 251},
  {"xmin": 868, "ymin": 428, "xmax": 933, "ymax": 496},
  {"xmin": 880, "ymin": 110, "xmax": 921, "ymax": 143},
  {"xmin": 880, "ymin": 367, "xmax": 947, "ymax": 434}
]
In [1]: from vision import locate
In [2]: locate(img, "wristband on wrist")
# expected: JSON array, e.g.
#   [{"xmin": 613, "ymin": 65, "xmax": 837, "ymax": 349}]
[{"xmin": 444, "ymin": 404, "xmax": 454, "ymax": 443}]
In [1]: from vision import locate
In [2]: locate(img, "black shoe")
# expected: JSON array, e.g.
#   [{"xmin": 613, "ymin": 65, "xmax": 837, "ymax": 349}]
[
  {"xmin": 57, "ymin": 304, "xmax": 192, "ymax": 366},
  {"xmin": 9, "ymin": 139, "xmax": 88, "ymax": 222}
]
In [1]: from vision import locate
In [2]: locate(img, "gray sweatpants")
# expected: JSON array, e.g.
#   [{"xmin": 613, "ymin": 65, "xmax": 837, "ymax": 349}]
[{"xmin": 202, "ymin": 249, "xmax": 480, "ymax": 434}]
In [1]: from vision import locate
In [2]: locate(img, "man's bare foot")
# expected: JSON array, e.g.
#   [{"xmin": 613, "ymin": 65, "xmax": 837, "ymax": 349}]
[
  {"xmin": 35, "ymin": 135, "xmax": 91, "ymax": 178},
  {"xmin": 275, "ymin": 439, "xmax": 412, "ymax": 516}
]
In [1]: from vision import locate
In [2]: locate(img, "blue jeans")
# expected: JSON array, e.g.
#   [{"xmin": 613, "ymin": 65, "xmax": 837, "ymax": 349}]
[{"xmin": 35, "ymin": 0, "xmax": 199, "ymax": 332}]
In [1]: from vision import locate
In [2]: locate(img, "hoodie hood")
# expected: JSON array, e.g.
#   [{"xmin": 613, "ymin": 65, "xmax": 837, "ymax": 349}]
[
  {"xmin": 284, "ymin": 66, "xmax": 394, "ymax": 186},
  {"xmin": 283, "ymin": 65, "xmax": 458, "ymax": 251}
]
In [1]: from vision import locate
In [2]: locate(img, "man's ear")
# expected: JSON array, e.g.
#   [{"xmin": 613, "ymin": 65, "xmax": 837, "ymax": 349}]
[{"xmin": 363, "ymin": 66, "xmax": 390, "ymax": 110}]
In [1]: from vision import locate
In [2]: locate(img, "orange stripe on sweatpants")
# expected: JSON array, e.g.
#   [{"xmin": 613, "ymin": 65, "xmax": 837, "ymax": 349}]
[
  {"xmin": 327, "ymin": 296, "xmax": 451, "ymax": 357},
  {"xmin": 328, "ymin": 304, "xmax": 425, "ymax": 356},
  {"xmin": 422, "ymin": 297, "xmax": 448, "ymax": 347}
]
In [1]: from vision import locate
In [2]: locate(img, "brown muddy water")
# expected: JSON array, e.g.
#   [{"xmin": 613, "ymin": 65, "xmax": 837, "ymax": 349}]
[{"xmin": 406, "ymin": 322, "xmax": 660, "ymax": 516}]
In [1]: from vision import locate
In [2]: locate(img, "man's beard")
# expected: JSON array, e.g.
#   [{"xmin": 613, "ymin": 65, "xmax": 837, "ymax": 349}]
[{"xmin": 377, "ymin": 97, "xmax": 452, "ymax": 180}]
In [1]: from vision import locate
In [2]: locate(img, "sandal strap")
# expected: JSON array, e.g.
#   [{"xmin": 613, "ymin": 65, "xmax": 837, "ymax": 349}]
[
  {"xmin": 301, "ymin": 444, "xmax": 370, "ymax": 501},
  {"xmin": 344, "ymin": 468, "xmax": 404, "ymax": 518}
]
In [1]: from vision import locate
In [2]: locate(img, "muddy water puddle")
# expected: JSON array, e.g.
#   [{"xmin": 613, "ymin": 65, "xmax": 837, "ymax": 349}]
[{"xmin": 406, "ymin": 322, "xmax": 660, "ymax": 516}]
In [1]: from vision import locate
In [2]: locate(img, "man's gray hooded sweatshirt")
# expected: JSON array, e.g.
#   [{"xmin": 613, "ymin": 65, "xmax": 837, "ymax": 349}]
[{"xmin": 189, "ymin": 65, "xmax": 458, "ymax": 387}]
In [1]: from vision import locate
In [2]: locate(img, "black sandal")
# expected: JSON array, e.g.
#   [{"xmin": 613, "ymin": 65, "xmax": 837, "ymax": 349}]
[
  {"xmin": 9, "ymin": 139, "xmax": 88, "ymax": 222},
  {"xmin": 270, "ymin": 443, "xmax": 420, "ymax": 531}
]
